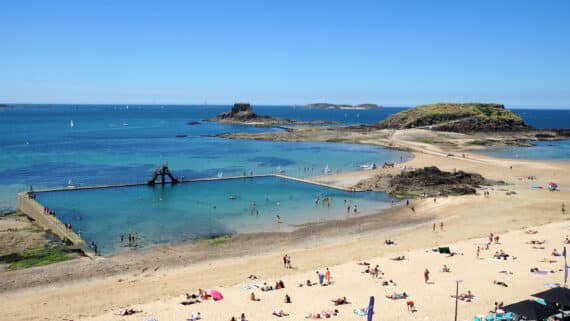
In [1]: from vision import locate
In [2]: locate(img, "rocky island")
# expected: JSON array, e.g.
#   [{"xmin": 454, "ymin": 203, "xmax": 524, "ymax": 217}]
[
  {"xmin": 354, "ymin": 166, "xmax": 491, "ymax": 197},
  {"xmin": 376, "ymin": 103, "xmax": 532, "ymax": 132},
  {"xmin": 207, "ymin": 103, "xmax": 335, "ymax": 126},
  {"xmin": 305, "ymin": 103, "xmax": 382, "ymax": 109},
  {"xmin": 216, "ymin": 102, "xmax": 569, "ymax": 149}
]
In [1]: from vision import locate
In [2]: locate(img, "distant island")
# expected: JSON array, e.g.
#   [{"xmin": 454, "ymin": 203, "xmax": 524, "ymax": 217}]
[
  {"xmin": 376, "ymin": 102, "xmax": 532, "ymax": 133},
  {"xmin": 305, "ymin": 103, "xmax": 382, "ymax": 110},
  {"xmin": 207, "ymin": 103, "xmax": 335, "ymax": 126}
]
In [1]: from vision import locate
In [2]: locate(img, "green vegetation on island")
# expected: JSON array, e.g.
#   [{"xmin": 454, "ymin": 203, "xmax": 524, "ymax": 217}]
[{"xmin": 376, "ymin": 103, "xmax": 532, "ymax": 132}]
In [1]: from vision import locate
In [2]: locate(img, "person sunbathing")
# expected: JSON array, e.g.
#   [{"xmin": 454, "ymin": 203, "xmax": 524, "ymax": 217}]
[
  {"xmin": 273, "ymin": 310, "xmax": 288, "ymax": 317},
  {"xmin": 285, "ymin": 294, "xmax": 292, "ymax": 303},
  {"xmin": 357, "ymin": 261, "xmax": 370, "ymax": 266},
  {"xmin": 384, "ymin": 239, "xmax": 396, "ymax": 245},
  {"xmin": 541, "ymin": 258, "xmax": 557, "ymax": 263},
  {"xmin": 386, "ymin": 292, "xmax": 408, "ymax": 299},
  {"xmin": 565, "ymin": 236, "xmax": 570, "ymax": 244},
  {"xmin": 333, "ymin": 296, "xmax": 348, "ymax": 305},
  {"xmin": 181, "ymin": 299, "xmax": 201, "ymax": 305},
  {"xmin": 493, "ymin": 280, "xmax": 508, "ymax": 287},
  {"xmin": 120, "ymin": 308, "xmax": 141, "ymax": 316},
  {"xmin": 442, "ymin": 264, "xmax": 451, "ymax": 272},
  {"xmin": 552, "ymin": 249, "xmax": 561, "ymax": 256},
  {"xmin": 493, "ymin": 250, "xmax": 510, "ymax": 260},
  {"xmin": 188, "ymin": 312, "xmax": 201, "ymax": 321},
  {"xmin": 451, "ymin": 290, "xmax": 474, "ymax": 301},
  {"xmin": 381, "ymin": 279, "xmax": 397, "ymax": 286},
  {"xmin": 525, "ymin": 229, "xmax": 538, "ymax": 234},
  {"xmin": 528, "ymin": 240, "xmax": 545, "ymax": 244},
  {"xmin": 306, "ymin": 279, "xmax": 315, "ymax": 287},
  {"xmin": 391, "ymin": 256, "xmax": 406, "ymax": 261}
]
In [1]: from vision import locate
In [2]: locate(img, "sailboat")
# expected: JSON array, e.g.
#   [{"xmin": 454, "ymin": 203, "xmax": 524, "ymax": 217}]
[
  {"xmin": 67, "ymin": 179, "xmax": 76, "ymax": 188},
  {"xmin": 323, "ymin": 164, "xmax": 332, "ymax": 174},
  {"xmin": 70, "ymin": 120, "xmax": 75, "ymax": 129},
  {"xmin": 276, "ymin": 166, "xmax": 285, "ymax": 174},
  {"xmin": 217, "ymin": 171, "xmax": 223, "ymax": 178}
]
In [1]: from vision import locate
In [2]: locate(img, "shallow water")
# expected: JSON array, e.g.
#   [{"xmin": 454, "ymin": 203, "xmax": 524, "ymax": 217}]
[
  {"xmin": 474, "ymin": 139, "xmax": 570, "ymax": 161},
  {"xmin": 0, "ymin": 105, "xmax": 411, "ymax": 212},
  {"xmin": 36, "ymin": 176, "xmax": 393, "ymax": 254}
]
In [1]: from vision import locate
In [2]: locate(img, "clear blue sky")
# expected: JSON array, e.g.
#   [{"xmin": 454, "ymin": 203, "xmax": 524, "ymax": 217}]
[{"xmin": 1, "ymin": 0, "xmax": 569, "ymax": 107}]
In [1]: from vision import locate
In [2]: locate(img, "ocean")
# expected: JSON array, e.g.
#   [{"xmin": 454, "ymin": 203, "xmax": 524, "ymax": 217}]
[{"xmin": 1, "ymin": 104, "xmax": 568, "ymax": 253}]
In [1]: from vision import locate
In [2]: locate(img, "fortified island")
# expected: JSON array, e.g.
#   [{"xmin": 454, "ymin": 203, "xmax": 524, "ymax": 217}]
[{"xmin": 207, "ymin": 103, "xmax": 335, "ymax": 126}]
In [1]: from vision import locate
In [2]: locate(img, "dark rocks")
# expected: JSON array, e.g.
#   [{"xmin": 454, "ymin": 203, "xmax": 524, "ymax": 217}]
[{"xmin": 355, "ymin": 166, "xmax": 489, "ymax": 197}]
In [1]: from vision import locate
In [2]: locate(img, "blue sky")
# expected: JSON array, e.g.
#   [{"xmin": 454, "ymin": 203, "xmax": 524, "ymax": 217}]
[{"xmin": 0, "ymin": 0, "xmax": 569, "ymax": 107}]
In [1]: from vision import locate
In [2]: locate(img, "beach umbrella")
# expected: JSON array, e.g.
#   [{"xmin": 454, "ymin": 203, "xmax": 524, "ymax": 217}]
[
  {"xmin": 532, "ymin": 287, "xmax": 570, "ymax": 307},
  {"xmin": 503, "ymin": 300, "xmax": 559, "ymax": 320},
  {"xmin": 210, "ymin": 289, "xmax": 224, "ymax": 301}
]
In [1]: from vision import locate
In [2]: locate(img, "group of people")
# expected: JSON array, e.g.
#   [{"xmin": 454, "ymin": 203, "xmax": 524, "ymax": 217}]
[
  {"xmin": 43, "ymin": 207, "xmax": 56, "ymax": 216},
  {"xmin": 120, "ymin": 232, "xmax": 138, "ymax": 246}
]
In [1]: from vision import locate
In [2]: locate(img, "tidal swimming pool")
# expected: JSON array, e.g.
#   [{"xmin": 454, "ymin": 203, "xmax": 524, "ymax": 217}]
[{"xmin": 36, "ymin": 176, "xmax": 394, "ymax": 254}]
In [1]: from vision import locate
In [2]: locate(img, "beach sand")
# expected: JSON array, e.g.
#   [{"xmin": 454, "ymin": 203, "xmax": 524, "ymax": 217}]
[{"xmin": 0, "ymin": 145, "xmax": 568, "ymax": 321}]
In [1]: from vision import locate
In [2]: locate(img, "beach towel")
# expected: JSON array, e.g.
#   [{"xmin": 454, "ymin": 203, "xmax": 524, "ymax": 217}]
[
  {"xmin": 241, "ymin": 284, "xmax": 260, "ymax": 290},
  {"xmin": 353, "ymin": 309, "xmax": 367, "ymax": 316},
  {"xmin": 545, "ymin": 282, "xmax": 561, "ymax": 288}
]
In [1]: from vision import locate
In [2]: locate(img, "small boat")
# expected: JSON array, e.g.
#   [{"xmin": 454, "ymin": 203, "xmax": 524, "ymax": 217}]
[
  {"xmin": 67, "ymin": 179, "xmax": 76, "ymax": 188},
  {"xmin": 175, "ymin": 134, "xmax": 188, "ymax": 138},
  {"xmin": 217, "ymin": 171, "xmax": 223, "ymax": 178},
  {"xmin": 276, "ymin": 166, "xmax": 285, "ymax": 174},
  {"xmin": 228, "ymin": 195, "xmax": 237, "ymax": 200},
  {"xmin": 323, "ymin": 164, "xmax": 332, "ymax": 174},
  {"xmin": 122, "ymin": 123, "xmax": 129, "ymax": 126},
  {"xmin": 70, "ymin": 120, "xmax": 75, "ymax": 129}
]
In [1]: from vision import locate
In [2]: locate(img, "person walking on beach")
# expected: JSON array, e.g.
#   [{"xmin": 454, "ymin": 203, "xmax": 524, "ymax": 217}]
[
  {"xmin": 325, "ymin": 267, "xmax": 331, "ymax": 284},
  {"xmin": 476, "ymin": 246, "xmax": 480, "ymax": 258},
  {"xmin": 433, "ymin": 223, "xmax": 436, "ymax": 232},
  {"xmin": 283, "ymin": 254, "xmax": 287, "ymax": 268},
  {"xmin": 424, "ymin": 268, "xmax": 430, "ymax": 283},
  {"xmin": 286, "ymin": 255, "xmax": 291, "ymax": 269},
  {"xmin": 440, "ymin": 222, "xmax": 444, "ymax": 231},
  {"xmin": 563, "ymin": 203, "xmax": 566, "ymax": 214}
]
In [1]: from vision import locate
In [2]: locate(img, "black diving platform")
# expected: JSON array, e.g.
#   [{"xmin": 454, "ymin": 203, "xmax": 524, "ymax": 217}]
[{"xmin": 148, "ymin": 165, "xmax": 179, "ymax": 185}]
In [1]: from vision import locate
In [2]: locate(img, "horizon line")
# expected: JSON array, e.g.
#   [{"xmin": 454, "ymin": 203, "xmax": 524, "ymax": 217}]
[{"xmin": 2, "ymin": 102, "xmax": 570, "ymax": 110}]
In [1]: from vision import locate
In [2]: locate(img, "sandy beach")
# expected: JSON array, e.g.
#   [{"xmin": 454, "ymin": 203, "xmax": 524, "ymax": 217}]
[{"xmin": 1, "ymin": 142, "xmax": 569, "ymax": 321}]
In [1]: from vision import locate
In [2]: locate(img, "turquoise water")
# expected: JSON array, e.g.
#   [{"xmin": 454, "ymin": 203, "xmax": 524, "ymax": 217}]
[
  {"xmin": 36, "ymin": 176, "xmax": 393, "ymax": 254},
  {"xmin": 474, "ymin": 139, "xmax": 570, "ymax": 161},
  {"xmin": 0, "ymin": 105, "xmax": 411, "ymax": 212},
  {"xmin": 1, "ymin": 104, "xmax": 569, "ymax": 254}
]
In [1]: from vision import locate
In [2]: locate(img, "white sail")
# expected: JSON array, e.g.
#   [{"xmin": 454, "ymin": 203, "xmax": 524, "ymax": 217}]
[{"xmin": 70, "ymin": 120, "xmax": 74, "ymax": 128}]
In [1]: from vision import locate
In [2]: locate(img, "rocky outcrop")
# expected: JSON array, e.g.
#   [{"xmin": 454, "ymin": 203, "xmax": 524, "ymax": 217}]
[
  {"xmin": 207, "ymin": 103, "xmax": 335, "ymax": 126},
  {"xmin": 355, "ymin": 166, "xmax": 489, "ymax": 197},
  {"xmin": 376, "ymin": 103, "xmax": 532, "ymax": 133}
]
